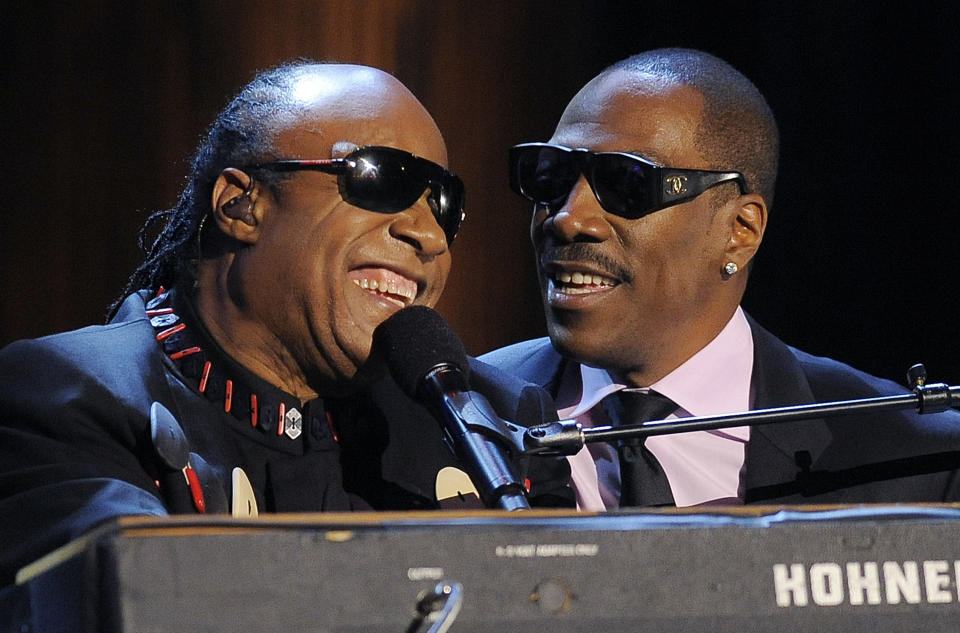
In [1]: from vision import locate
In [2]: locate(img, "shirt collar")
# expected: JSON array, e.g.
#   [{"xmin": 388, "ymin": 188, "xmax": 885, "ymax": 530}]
[
  {"xmin": 561, "ymin": 307, "xmax": 754, "ymax": 425},
  {"xmin": 146, "ymin": 287, "xmax": 327, "ymax": 451}
]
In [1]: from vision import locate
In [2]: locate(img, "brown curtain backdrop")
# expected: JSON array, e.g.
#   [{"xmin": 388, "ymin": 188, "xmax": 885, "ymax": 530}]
[
  {"xmin": 1, "ymin": 1, "xmax": 602, "ymax": 356},
  {"xmin": 2, "ymin": 2, "xmax": 958, "ymax": 383}
]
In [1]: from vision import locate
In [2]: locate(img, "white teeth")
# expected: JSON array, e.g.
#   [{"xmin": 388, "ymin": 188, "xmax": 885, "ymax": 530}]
[
  {"xmin": 352, "ymin": 278, "xmax": 416, "ymax": 304},
  {"xmin": 552, "ymin": 271, "xmax": 617, "ymax": 288}
]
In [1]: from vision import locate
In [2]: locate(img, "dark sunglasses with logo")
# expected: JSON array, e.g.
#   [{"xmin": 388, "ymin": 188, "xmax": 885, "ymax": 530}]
[
  {"xmin": 247, "ymin": 145, "xmax": 466, "ymax": 244},
  {"xmin": 509, "ymin": 142, "xmax": 746, "ymax": 220}
]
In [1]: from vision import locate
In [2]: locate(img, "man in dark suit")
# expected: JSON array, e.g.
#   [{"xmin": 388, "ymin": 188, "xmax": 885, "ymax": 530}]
[
  {"xmin": 0, "ymin": 61, "xmax": 566, "ymax": 602},
  {"xmin": 482, "ymin": 48, "xmax": 960, "ymax": 509}
]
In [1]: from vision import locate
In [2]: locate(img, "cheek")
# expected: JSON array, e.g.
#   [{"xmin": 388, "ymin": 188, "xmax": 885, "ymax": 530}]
[
  {"xmin": 643, "ymin": 225, "xmax": 726, "ymax": 302},
  {"xmin": 422, "ymin": 253, "xmax": 452, "ymax": 305},
  {"xmin": 614, "ymin": 224, "xmax": 688, "ymax": 297}
]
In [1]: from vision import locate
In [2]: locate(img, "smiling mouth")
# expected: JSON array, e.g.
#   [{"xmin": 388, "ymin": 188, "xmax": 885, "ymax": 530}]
[
  {"xmin": 349, "ymin": 267, "xmax": 417, "ymax": 308},
  {"xmin": 549, "ymin": 268, "xmax": 619, "ymax": 295}
]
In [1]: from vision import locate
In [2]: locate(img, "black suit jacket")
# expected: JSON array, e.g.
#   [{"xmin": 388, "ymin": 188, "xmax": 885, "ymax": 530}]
[
  {"xmin": 479, "ymin": 317, "xmax": 960, "ymax": 504},
  {"xmin": 0, "ymin": 291, "xmax": 569, "ymax": 589}
]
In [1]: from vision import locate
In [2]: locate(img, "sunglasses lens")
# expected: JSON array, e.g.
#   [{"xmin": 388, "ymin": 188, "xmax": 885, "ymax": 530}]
[
  {"xmin": 435, "ymin": 180, "xmax": 465, "ymax": 240},
  {"xmin": 510, "ymin": 144, "xmax": 661, "ymax": 219},
  {"xmin": 512, "ymin": 146, "xmax": 580, "ymax": 207},
  {"xmin": 340, "ymin": 150, "xmax": 421, "ymax": 213},
  {"xmin": 591, "ymin": 153, "xmax": 655, "ymax": 218},
  {"xmin": 341, "ymin": 148, "xmax": 464, "ymax": 244}
]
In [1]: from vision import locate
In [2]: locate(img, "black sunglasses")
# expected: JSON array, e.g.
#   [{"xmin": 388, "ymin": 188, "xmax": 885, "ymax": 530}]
[
  {"xmin": 247, "ymin": 145, "xmax": 466, "ymax": 245},
  {"xmin": 509, "ymin": 142, "xmax": 747, "ymax": 220}
]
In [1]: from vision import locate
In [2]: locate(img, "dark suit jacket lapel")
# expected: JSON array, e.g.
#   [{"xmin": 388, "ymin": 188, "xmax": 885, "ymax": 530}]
[{"xmin": 742, "ymin": 317, "xmax": 834, "ymax": 502}]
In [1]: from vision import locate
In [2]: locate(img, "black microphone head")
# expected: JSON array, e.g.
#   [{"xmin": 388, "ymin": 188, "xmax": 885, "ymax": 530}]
[{"xmin": 372, "ymin": 306, "xmax": 469, "ymax": 397}]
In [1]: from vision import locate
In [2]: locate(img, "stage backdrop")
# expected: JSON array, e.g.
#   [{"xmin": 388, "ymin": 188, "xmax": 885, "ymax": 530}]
[{"xmin": 2, "ymin": 1, "xmax": 958, "ymax": 385}]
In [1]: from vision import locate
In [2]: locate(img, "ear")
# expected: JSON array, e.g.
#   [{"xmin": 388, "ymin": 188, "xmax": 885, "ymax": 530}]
[
  {"xmin": 211, "ymin": 168, "xmax": 262, "ymax": 244},
  {"xmin": 724, "ymin": 193, "xmax": 767, "ymax": 268}
]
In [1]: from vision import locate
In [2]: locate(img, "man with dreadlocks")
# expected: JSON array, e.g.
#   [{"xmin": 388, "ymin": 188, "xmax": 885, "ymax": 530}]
[{"xmin": 0, "ymin": 62, "xmax": 571, "ymax": 594}]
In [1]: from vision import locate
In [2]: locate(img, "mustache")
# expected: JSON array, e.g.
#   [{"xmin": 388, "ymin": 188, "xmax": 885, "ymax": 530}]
[{"xmin": 538, "ymin": 243, "xmax": 631, "ymax": 282}]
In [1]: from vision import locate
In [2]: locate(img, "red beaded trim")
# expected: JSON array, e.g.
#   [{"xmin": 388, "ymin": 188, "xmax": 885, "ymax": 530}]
[
  {"xmin": 184, "ymin": 466, "xmax": 206, "ymax": 514},
  {"xmin": 224, "ymin": 379, "xmax": 233, "ymax": 412},
  {"xmin": 326, "ymin": 410, "xmax": 339, "ymax": 443},
  {"xmin": 156, "ymin": 323, "xmax": 186, "ymax": 341},
  {"xmin": 169, "ymin": 346, "xmax": 202, "ymax": 361},
  {"xmin": 152, "ymin": 294, "xmax": 302, "ymax": 438},
  {"xmin": 198, "ymin": 361, "xmax": 212, "ymax": 393}
]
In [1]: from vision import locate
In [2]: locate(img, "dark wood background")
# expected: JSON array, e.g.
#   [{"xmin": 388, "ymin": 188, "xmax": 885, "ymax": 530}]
[{"xmin": 3, "ymin": 1, "xmax": 958, "ymax": 386}]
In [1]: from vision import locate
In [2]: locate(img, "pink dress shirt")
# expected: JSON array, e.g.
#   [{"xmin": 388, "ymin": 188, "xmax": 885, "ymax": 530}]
[{"xmin": 557, "ymin": 307, "xmax": 755, "ymax": 510}]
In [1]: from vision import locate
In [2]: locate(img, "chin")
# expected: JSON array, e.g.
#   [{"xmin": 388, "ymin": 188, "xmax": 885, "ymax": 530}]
[
  {"xmin": 548, "ymin": 325, "xmax": 601, "ymax": 367},
  {"xmin": 552, "ymin": 319, "xmax": 641, "ymax": 371}
]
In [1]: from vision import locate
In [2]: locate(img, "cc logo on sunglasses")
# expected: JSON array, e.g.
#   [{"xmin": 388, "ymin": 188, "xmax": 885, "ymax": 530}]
[{"xmin": 664, "ymin": 175, "xmax": 688, "ymax": 196}]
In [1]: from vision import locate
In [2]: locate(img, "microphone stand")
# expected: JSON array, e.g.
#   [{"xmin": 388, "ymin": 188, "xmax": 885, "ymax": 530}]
[{"xmin": 464, "ymin": 365, "xmax": 960, "ymax": 457}]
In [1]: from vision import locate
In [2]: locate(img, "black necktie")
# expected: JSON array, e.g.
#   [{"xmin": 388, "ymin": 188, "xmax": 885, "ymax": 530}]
[{"xmin": 601, "ymin": 390, "xmax": 678, "ymax": 508}]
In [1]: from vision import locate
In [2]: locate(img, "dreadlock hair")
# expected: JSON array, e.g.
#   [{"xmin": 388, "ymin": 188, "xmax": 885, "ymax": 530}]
[
  {"xmin": 604, "ymin": 48, "xmax": 780, "ymax": 211},
  {"xmin": 108, "ymin": 60, "xmax": 332, "ymax": 318}
]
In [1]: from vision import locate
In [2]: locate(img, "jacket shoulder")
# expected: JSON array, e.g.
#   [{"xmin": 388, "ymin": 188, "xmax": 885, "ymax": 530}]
[
  {"xmin": 789, "ymin": 344, "xmax": 912, "ymax": 400},
  {"xmin": 478, "ymin": 337, "xmax": 561, "ymax": 385},
  {"xmin": 0, "ymin": 294, "xmax": 162, "ymax": 414}
]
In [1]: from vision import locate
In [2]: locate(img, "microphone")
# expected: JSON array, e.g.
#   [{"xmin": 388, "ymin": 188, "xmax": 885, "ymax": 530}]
[{"xmin": 372, "ymin": 306, "xmax": 530, "ymax": 510}]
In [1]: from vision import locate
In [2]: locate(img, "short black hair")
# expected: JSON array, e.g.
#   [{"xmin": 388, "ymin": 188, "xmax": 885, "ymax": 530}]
[
  {"xmin": 110, "ymin": 60, "xmax": 332, "ymax": 317},
  {"xmin": 604, "ymin": 48, "xmax": 779, "ymax": 209}
]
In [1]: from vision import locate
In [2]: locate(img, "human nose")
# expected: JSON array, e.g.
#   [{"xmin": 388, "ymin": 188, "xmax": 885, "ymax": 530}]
[
  {"xmin": 389, "ymin": 195, "xmax": 449, "ymax": 258},
  {"xmin": 539, "ymin": 176, "xmax": 611, "ymax": 242}
]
